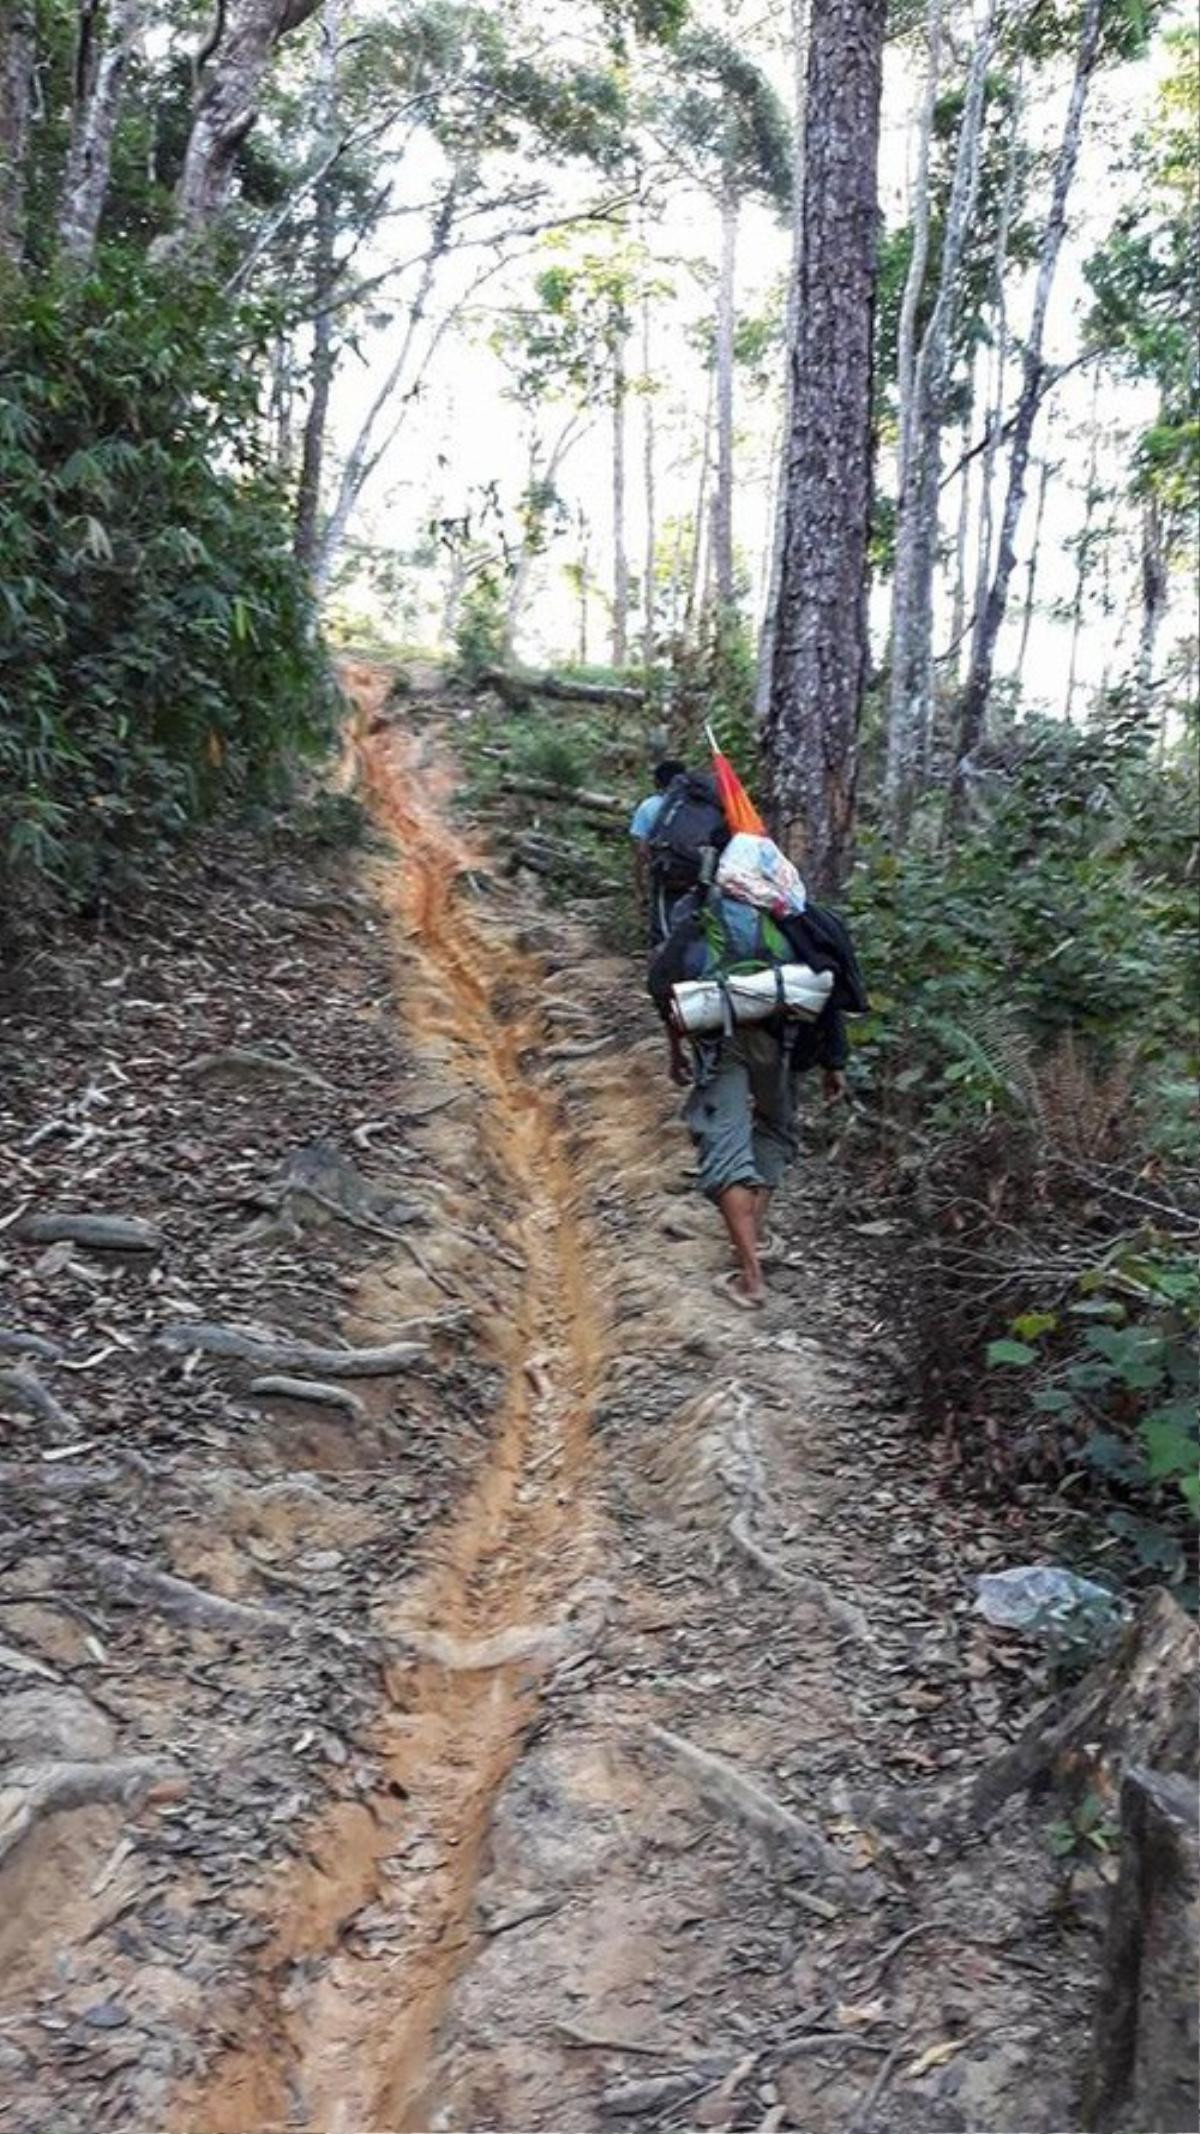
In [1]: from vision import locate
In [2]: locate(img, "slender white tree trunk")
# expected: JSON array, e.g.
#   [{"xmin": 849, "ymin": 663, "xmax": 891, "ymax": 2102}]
[
  {"xmin": 885, "ymin": 1, "xmax": 995, "ymax": 828},
  {"xmin": 0, "ymin": 2, "xmax": 36, "ymax": 265},
  {"xmin": 947, "ymin": 405, "xmax": 973, "ymax": 668},
  {"xmin": 641, "ymin": 294, "xmax": 657, "ymax": 671},
  {"xmin": 685, "ymin": 367, "xmax": 716, "ymax": 635},
  {"xmin": 293, "ymin": 0, "xmax": 342, "ymax": 578},
  {"xmin": 966, "ymin": 56, "xmax": 1024, "ymax": 680},
  {"xmin": 1135, "ymin": 486, "xmax": 1168, "ymax": 725},
  {"xmin": 754, "ymin": 0, "xmax": 810, "ymax": 722},
  {"xmin": 955, "ymin": 0, "xmax": 1106, "ymax": 792},
  {"xmin": 1064, "ymin": 364, "xmax": 1102, "ymax": 722},
  {"xmin": 1015, "ymin": 453, "xmax": 1051, "ymax": 684},
  {"xmin": 58, "ymin": 0, "xmax": 142, "ymax": 266},
  {"xmin": 712, "ymin": 177, "xmax": 738, "ymax": 609},
  {"xmin": 611, "ymin": 321, "xmax": 629, "ymax": 666}
]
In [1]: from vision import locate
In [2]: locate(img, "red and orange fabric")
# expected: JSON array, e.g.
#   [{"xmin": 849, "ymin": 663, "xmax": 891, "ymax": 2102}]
[{"xmin": 705, "ymin": 722, "xmax": 765, "ymax": 837}]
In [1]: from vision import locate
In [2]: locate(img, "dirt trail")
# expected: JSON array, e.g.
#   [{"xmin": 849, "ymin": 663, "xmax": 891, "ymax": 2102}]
[
  {"xmin": 190, "ymin": 671, "xmax": 615, "ymax": 2131},
  {"xmin": 1, "ymin": 663, "xmax": 1102, "ymax": 2134}
]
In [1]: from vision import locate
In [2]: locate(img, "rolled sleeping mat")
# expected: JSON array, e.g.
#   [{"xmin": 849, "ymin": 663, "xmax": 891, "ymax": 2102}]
[{"xmin": 670, "ymin": 963, "xmax": 833, "ymax": 1035}]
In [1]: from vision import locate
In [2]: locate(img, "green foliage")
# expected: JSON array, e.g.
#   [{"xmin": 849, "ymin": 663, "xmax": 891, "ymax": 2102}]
[
  {"xmin": 668, "ymin": 606, "xmax": 757, "ymax": 773},
  {"xmin": 1046, "ymin": 1791, "xmax": 1118, "ymax": 1861},
  {"xmin": 513, "ymin": 725, "xmax": 583, "ymax": 790},
  {"xmin": 452, "ymin": 571, "xmax": 508, "ymax": 680},
  {"xmin": 668, "ymin": 28, "xmax": 792, "ymax": 214},
  {"xmin": 0, "ymin": 257, "xmax": 333, "ymax": 927}
]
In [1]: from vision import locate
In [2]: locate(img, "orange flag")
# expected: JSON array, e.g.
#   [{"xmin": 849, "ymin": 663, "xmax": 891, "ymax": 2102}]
[{"xmin": 706, "ymin": 722, "xmax": 766, "ymax": 837}]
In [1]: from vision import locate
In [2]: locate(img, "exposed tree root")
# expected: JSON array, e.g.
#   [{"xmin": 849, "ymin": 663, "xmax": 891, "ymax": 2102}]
[
  {"xmin": 156, "ymin": 1321, "xmax": 424, "ymax": 1376},
  {"xmin": 80, "ymin": 1548, "xmax": 293, "ymax": 1637},
  {"xmin": 249, "ymin": 1376, "xmax": 367, "ymax": 1418},
  {"xmin": 0, "ymin": 1330, "xmax": 65, "ymax": 1363},
  {"xmin": 645, "ymin": 1724, "xmax": 854, "ymax": 1888},
  {"xmin": 180, "ymin": 1046, "xmax": 335, "ymax": 1095},
  {"xmin": 0, "ymin": 1756, "xmax": 181, "ymax": 1866},
  {"xmin": 0, "ymin": 1366, "xmax": 77, "ymax": 1433},
  {"xmin": 728, "ymin": 1513, "xmax": 872, "ymax": 1645},
  {"xmin": 16, "ymin": 1213, "xmax": 163, "ymax": 1252}
]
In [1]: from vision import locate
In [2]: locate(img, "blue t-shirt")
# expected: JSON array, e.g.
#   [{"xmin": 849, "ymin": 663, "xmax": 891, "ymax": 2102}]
[{"xmin": 630, "ymin": 793, "xmax": 665, "ymax": 841}]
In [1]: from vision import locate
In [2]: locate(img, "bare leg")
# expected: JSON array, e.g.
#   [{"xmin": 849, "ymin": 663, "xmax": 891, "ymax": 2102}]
[
  {"xmin": 752, "ymin": 1185, "xmax": 772, "ymax": 1241},
  {"xmin": 716, "ymin": 1184, "xmax": 765, "ymax": 1303}
]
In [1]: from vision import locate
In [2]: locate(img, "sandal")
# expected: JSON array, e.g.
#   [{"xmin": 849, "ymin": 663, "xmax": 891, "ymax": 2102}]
[{"xmin": 713, "ymin": 1269, "xmax": 766, "ymax": 1312}]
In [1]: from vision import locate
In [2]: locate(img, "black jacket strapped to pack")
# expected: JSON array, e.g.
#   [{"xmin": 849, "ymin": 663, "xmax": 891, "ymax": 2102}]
[{"xmin": 647, "ymin": 890, "xmax": 868, "ymax": 1073}]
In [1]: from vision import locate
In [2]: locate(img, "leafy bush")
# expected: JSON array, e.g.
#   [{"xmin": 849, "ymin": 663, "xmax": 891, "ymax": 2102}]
[
  {"xmin": 846, "ymin": 711, "xmax": 1199, "ymax": 1594},
  {"xmin": 452, "ymin": 573, "xmax": 507, "ymax": 680},
  {"xmin": 0, "ymin": 257, "xmax": 333, "ymax": 932}
]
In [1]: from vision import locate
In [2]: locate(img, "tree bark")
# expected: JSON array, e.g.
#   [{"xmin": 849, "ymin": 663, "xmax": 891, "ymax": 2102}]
[
  {"xmin": 155, "ymin": 0, "xmax": 323, "ymax": 255},
  {"xmin": 292, "ymin": 0, "xmax": 342, "ymax": 579},
  {"xmin": 504, "ymin": 412, "xmax": 586, "ymax": 658},
  {"xmin": 966, "ymin": 58, "xmax": 1024, "ymax": 685},
  {"xmin": 764, "ymin": 0, "xmax": 886, "ymax": 896},
  {"xmin": 57, "ymin": 0, "xmax": 142, "ymax": 266},
  {"xmin": 610, "ymin": 319, "xmax": 629, "ymax": 667},
  {"xmin": 947, "ymin": 404, "xmax": 972, "ymax": 668},
  {"xmin": 755, "ymin": 0, "xmax": 810, "ymax": 723},
  {"xmin": 884, "ymin": 4, "xmax": 995, "ymax": 830},
  {"xmin": 954, "ymin": 0, "xmax": 1106, "ymax": 794},
  {"xmin": 712, "ymin": 176, "xmax": 738, "ymax": 610},
  {"xmin": 1064, "ymin": 363, "xmax": 1103, "ymax": 722},
  {"xmin": 0, "ymin": 0, "xmax": 36, "ymax": 266},
  {"xmin": 641, "ymin": 292, "xmax": 656, "ymax": 671}
]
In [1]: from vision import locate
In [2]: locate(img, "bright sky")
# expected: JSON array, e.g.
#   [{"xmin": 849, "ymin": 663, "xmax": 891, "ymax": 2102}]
[{"xmin": 327, "ymin": 5, "xmax": 1185, "ymax": 719}]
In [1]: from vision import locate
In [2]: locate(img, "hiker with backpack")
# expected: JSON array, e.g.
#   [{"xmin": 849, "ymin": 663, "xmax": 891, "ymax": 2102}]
[
  {"xmin": 632, "ymin": 762, "xmax": 729, "ymax": 949},
  {"xmin": 648, "ymin": 829, "xmax": 867, "ymax": 1309}
]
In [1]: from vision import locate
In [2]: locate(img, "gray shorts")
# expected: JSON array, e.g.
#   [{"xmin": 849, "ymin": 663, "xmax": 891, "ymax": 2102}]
[{"xmin": 684, "ymin": 1026, "xmax": 799, "ymax": 1201}]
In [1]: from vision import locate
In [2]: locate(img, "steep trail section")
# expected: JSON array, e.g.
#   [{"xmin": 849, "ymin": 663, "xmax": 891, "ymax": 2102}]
[{"xmin": 189, "ymin": 667, "xmax": 610, "ymax": 2134}]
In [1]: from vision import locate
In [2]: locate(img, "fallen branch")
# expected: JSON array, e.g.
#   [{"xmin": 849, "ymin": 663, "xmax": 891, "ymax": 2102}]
[
  {"xmin": 16, "ymin": 1213, "xmax": 163, "ymax": 1253},
  {"xmin": 645, "ymin": 1724, "xmax": 852, "ymax": 1886},
  {"xmin": 477, "ymin": 664, "xmax": 643, "ymax": 710},
  {"xmin": 249, "ymin": 1376, "xmax": 367, "ymax": 1419},
  {"xmin": 156, "ymin": 1321, "xmax": 424, "ymax": 1377},
  {"xmin": 0, "ymin": 1367, "xmax": 77, "ymax": 1434},
  {"xmin": 0, "ymin": 1756, "xmax": 181, "ymax": 1866},
  {"xmin": 498, "ymin": 774, "xmax": 624, "ymax": 819}
]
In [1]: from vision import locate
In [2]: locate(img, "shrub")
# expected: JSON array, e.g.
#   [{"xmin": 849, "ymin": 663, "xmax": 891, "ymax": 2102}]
[{"xmin": 0, "ymin": 256, "xmax": 334, "ymax": 932}]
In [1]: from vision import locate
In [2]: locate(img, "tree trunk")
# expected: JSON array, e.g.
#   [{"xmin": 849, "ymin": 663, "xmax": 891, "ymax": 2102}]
[
  {"xmin": 947, "ymin": 404, "xmax": 972, "ymax": 668},
  {"xmin": 155, "ymin": 0, "xmax": 322, "ymax": 255},
  {"xmin": 685, "ymin": 366, "xmax": 716, "ymax": 636},
  {"xmin": 884, "ymin": 4, "xmax": 994, "ymax": 830},
  {"xmin": 966, "ymin": 57, "xmax": 1023, "ymax": 684},
  {"xmin": 641, "ymin": 293, "xmax": 656, "ymax": 671},
  {"xmin": 577, "ymin": 513, "xmax": 591, "ymax": 667},
  {"xmin": 1135, "ymin": 486, "xmax": 1168, "ymax": 725},
  {"xmin": 504, "ymin": 414, "xmax": 585, "ymax": 658},
  {"xmin": 0, "ymin": 1, "xmax": 36, "ymax": 266},
  {"xmin": 57, "ymin": 0, "xmax": 142, "ymax": 266},
  {"xmin": 712, "ymin": 177, "xmax": 738, "ymax": 611},
  {"xmin": 1015, "ymin": 453, "xmax": 1051, "ymax": 685},
  {"xmin": 764, "ymin": 0, "xmax": 886, "ymax": 897},
  {"xmin": 610, "ymin": 320, "xmax": 629, "ymax": 668},
  {"xmin": 314, "ymin": 176, "xmax": 460, "ymax": 593},
  {"xmin": 1064, "ymin": 364, "xmax": 1102, "ymax": 722},
  {"xmin": 954, "ymin": 0, "xmax": 1106, "ymax": 794},
  {"xmin": 755, "ymin": 0, "xmax": 809, "ymax": 724},
  {"xmin": 893, "ymin": 0, "xmax": 942, "ymax": 545},
  {"xmin": 292, "ymin": 0, "xmax": 342, "ymax": 579}
]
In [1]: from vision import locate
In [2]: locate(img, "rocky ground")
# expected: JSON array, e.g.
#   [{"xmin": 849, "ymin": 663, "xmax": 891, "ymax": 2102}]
[{"xmin": 0, "ymin": 664, "xmax": 1133, "ymax": 2134}]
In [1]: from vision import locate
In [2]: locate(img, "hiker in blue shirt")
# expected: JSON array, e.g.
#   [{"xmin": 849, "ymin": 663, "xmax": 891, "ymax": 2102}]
[{"xmin": 630, "ymin": 758, "xmax": 686, "ymax": 939}]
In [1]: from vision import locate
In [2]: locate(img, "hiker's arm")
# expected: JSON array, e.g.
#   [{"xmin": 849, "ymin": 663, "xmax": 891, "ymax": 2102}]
[
  {"xmin": 815, "ymin": 1003, "xmax": 848, "ymax": 1097},
  {"xmin": 633, "ymin": 839, "xmax": 649, "ymax": 899}
]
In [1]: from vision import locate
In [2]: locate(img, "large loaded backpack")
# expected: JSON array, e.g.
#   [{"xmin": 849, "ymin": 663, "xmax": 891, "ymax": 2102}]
[{"xmin": 646, "ymin": 771, "xmax": 729, "ymax": 933}]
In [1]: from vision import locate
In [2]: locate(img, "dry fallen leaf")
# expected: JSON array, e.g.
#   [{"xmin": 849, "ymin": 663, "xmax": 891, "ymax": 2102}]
[
  {"xmin": 835, "ymin": 1998, "xmax": 888, "ymax": 2029},
  {"xmin": 904, "ymin": 2037, "xmax": 968, "ymax": 2079}
]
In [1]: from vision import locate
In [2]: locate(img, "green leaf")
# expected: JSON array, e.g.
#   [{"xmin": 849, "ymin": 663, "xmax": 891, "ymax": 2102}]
[
  {"xmin": 987, "ymin": 1339, "xmax": 1038, "ymax": 1367},
  {"xmin": 1014, "ymin": 1311, "xmax": 1058, "ymax": 1342}
]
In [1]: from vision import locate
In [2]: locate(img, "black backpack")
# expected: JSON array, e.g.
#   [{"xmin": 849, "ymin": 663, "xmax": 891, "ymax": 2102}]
[{"xmin": 648, "ymin": 772, "xmax": 729, "ymax": 898}]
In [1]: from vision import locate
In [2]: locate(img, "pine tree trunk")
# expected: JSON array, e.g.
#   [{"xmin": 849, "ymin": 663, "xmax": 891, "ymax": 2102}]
[
  {"xmin": 763, "ymin": 0, "xmax": 886, "ymax": 896},
  {"xmin": 712, "ymin": 179, "xmax": 738, "ymax": 611},
  {"xmin": 954, "ymin": 0, "xmax": 1105, "ymax": 795},
  {"xmin": 755, "ymin": 0, "xmax": 809, "ymax": 724},
  {"xmin": 642, "ymin": 294, "xmax": 657, "ymax": 671},
  {"xmin": 292, "ymin": 0, "xmax": 341, "ymax": 579},
  {"xmin": 57, "ymin": 0, "xmax": 142, "ymax": 266},
  {"xmin": 0, "ymin": 1, "xmax": 36, "ymax": 266},
  {"xmin": 1136, "ymin": 487, "xmax": 1168, "ymax": 725},
  {"xmin": 611, "ymin": 324, "xmax": 629, "ymax": 667},
  {"xmin": 884, "ymin": 4, "xmax": 995, "ymax": 830},
  {"xmin": 155, "ymin": 0, "xmax": 322, "ymax": 255}
]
